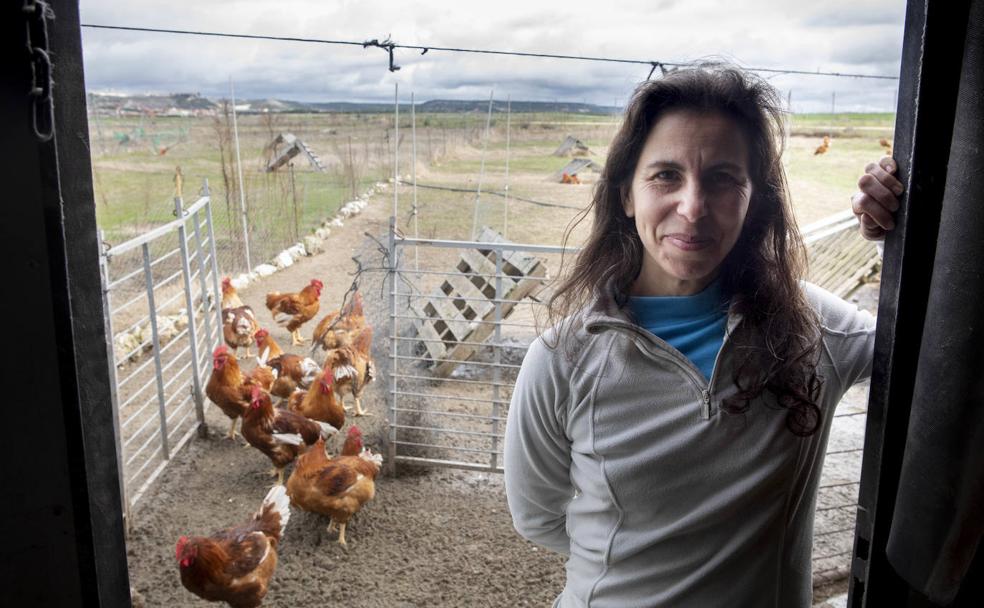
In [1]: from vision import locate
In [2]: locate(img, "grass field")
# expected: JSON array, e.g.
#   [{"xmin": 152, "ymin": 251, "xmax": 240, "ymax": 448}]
[{"xmin": 88, "ymin": 110, "xmax": 896, "ymax": 268}]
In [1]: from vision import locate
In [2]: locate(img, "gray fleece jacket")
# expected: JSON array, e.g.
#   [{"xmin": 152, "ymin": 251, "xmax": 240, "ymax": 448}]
[{"xmin": 504, "ymin": 282, "xmax": 876, "ymax": 608}]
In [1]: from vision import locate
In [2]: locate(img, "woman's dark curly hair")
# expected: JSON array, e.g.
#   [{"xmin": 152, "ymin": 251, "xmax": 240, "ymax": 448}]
[{"xmin": 544, "ymin": 63, "xmax": 823, "ymax": 436}]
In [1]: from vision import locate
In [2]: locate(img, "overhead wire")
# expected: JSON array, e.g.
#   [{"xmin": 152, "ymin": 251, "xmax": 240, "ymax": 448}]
[{"xmin": 80, "ymin": 23, "xmax": 900, "ymax": 81}]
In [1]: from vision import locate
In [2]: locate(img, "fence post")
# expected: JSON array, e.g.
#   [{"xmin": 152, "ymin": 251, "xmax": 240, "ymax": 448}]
[
  {"xmin": 205, "ymin": 182, "xmax": 225, "ymax": 346},
  {"xmin": 99, "ymin": 231, "xmax": 130, "ymax": 531},
  {"xmin": 191, "ymin": 208, "xmax": 214, "ymax": 366},
  {"xmin": 490, "ymin": 246, "xmax": 504, "ymax": 470},
  {"xmin": 387, "ymin": 215, "xmax": 399, "ymax": 476},
  {"xmin": 142, "ymin": 242, "xmax": 171, "ymax": 460},
  {"xmin": 175, "ymin": 196, "xmax": 207, "ymax": 438}
]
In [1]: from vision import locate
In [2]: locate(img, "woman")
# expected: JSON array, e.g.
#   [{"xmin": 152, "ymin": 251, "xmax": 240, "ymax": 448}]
[{"xmin": 503, "ymin": 65, "xmax": 901, "ymax": 608}]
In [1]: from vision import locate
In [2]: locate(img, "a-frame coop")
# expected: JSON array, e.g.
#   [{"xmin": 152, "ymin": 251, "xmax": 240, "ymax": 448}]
[
  {"xmin": 265, "ymin": 132, "xmax": 327, "ymax": 173},
  {"xmin": 553, "ymin": 134, "xmax": 591, "ymax": 156},
  {"xmin": 411, "ymin": 227, "xmax": 547, "ymax": 378}
]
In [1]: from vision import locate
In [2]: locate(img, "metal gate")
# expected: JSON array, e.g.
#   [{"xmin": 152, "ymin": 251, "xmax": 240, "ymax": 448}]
[
  {"xmin": 383, "ymin": 212, "xmax": 879, "ymax": 585},
  {"xmin": 100, "ymin": 182, "xmax": 223, "ymax": 521}
]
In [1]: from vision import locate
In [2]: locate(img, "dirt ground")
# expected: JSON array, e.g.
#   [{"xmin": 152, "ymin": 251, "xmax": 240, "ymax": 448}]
[{"xmin": 124, "ymin": 177, "xmax": 879, "ymax": 607}]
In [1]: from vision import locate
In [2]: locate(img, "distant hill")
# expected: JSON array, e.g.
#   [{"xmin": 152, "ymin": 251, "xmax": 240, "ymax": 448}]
[{"xmin": 86, "ymin": 92, "xmax": 618, "ymax": 116}]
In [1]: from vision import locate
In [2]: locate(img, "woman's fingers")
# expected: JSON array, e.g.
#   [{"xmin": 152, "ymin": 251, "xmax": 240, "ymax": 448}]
[
  {"xmin": 858, "ymin": 212, "xmax": 888, "ymax": 240},
  {"xmin": 854, "ymin": 178, "xmax": 897, "ymax": 230}
]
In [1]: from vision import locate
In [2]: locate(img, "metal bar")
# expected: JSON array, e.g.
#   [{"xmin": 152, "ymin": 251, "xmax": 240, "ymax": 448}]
[
  {"xmin": 393, "ymin": 439, "xmax": 503, "ymax": 456},
  {"xmin": 142, "ymin": 243, "xmax": 171, "ymax": 461},
  {"xmin": 128, "ymin": 420, "xmax": 200, "ymax": 508},
  {"xmin": 105, "ymin": 196, "xmax": 209, "ymax": 256},
  {"xmin": 117, "ymin": 354, "xmax": 155, "ymax": 387},
  {"xmin": 106, "ymin": 264, "xmax": 146, "ymax": 290},
  {"xmin": 124, "ymin": 409, "xmax": 163, "ymax": 449},
  {"xmin": 392, "ymin": 266, "xmax": 554, "ymax": 282},
  {"xmin": 126, "ymin": 443, "xmax": 162, "ymax": 483},
  {"xmin": 395, "ymin": 291, "xmax": 543, "ymax": 307},
  {"xmin": 125, "ymin": 423, "xmax": 163, "ymax": 463},
  {"xmin": 99, "ymin": 234, "xmax": 130, "ymax": 526},
  {"xmin": 175, "ymin": 196, "xmax": 206, "ymax": 438},
  {"xmin": 191, "ymin": 208, "xmax": 213, "ymax": 354},
  {"xmin": 816, "ymin": 503, "xmax": 856, "ymax": 513},
  {"xmin": 392, "ymin": 354, "xmax": 522, "ymax": 369},
  {"xmin": 392, "ymin": 423, "xmax": 504, "ymax": 440},
  {"xmin": 393, "ymin": 406, "xmax": 508, "ymax": 422},
  {"xmin": 392, "ymin": 334, "xmax": 529, "ymax": 351},
  {"xmin": 161, "ymin": 359, "xmax": 193, "ymax": 390},
  {"xmin": 205, "ymin": 186, "xmax": 225, "ymax": 353},
  {"xmin": 147, "ymin": 245, "xmax": 181, "ymax": 269},
  {"xmin": 394, "ymin": 235, "xmax": 576, "ymax": 254},
  {"xmin": 390, "ymin": 313, "xmax": 538, "ymax": 329},
  {"xmin": 158, "ymin": 329, "xmax": 190, "ymax": 357},
  {"xmin": 394, "ymin": 389, "xmax": 511, "ymax": 406},
  {"xmin": 490, "ymin": 250, "xmax": 504, "ymax": 469},
  {"xmin": 394, "ymin": 455, "xmax": 502, "ymax": 472},
  {"xmin": 119, "ymin": 379, "xmax": 158, "ymax": 419},
  {"xmin": 387, "ymin": 215, "xmax": 399, "ymax": 475},
  {"xmin": 112, "ymin": 288, "xmax": 150, "ymax": 315},
  {"xmin": 391, "ymin": 372, "xmax": 514, "ymax": 388}
]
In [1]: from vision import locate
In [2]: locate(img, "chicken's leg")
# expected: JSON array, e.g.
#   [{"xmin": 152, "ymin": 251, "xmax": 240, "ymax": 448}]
[
  {"xmin": 227, "ymin": 417, "xmax": 239, "ymax": 440},
  {"xmin": 353, "ymin": 396, "xmax": 373, "ymax": 417},
  {"xmin": 337, "ymin": 522, "xmax": 348, "ymax": 547},
  {"xmin": 291, "ymin": 329, "xmax": 306, "ymax": 346},
  {"xmin": 276, "ymin": 467, "xmax": 285, "ymax": 486}
]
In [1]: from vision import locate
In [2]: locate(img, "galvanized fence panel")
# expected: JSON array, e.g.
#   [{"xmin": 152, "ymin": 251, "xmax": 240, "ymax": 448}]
[
  {"xmin": 101, "ymin": 188, "xmax": 222, "ymax": 518},
  {"xmin": 383, "ymin": 213, "xmax": 879, "ymax": 585}
]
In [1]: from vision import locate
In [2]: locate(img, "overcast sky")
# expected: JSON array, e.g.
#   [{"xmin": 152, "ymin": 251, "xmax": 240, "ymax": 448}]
[{"xmin": 79, "ymin": 0, "xmax": 906, "ymax": 112}]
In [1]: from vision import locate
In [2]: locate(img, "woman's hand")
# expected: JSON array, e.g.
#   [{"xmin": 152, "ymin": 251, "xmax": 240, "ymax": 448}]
[{"xmin": 852, "ymin": 156, "xmax": 904, "ymax": 241}]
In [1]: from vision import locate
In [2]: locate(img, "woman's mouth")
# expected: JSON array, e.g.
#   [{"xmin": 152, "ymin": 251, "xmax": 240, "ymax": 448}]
[{"xmin": 663, "ymin": 233, "xmax": 713, "ymax": 251}]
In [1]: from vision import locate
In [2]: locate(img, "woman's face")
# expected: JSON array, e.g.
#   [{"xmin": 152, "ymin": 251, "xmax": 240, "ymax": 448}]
[{"xmin": 624, "ymin": 109, "xmax": 753, "ymax": 296}]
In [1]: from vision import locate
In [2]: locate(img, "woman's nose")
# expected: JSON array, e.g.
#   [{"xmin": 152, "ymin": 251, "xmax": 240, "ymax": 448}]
[{"xmin": 676, "ymin": 180, "xmax": 708, "ymax": 222}]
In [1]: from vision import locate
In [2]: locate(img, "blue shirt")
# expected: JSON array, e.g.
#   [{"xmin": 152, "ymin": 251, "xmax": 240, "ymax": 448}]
[{"xmin": 626, "ymin": 280, "xmax": 728, "ymax": 381}]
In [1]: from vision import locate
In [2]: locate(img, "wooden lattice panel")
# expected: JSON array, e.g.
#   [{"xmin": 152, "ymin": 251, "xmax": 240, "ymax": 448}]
[{"xmin": 410, "ymin": 227, "xmax": 547, "ymax": 377}]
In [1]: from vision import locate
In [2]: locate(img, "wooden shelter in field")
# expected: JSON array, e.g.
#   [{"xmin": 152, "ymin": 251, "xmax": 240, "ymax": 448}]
[
  {"xmin": 264, "ymin": 132, "xmax": 327, "ymax": 173},
  {"xmin": 551, "ymin": 157, "xmax": 603, "ymax": 182},
  {"xmin": 410, "ymin": 227, "xmax": 547, "ymax": 378},
  {"xmin": 553, "ymin": 134, "xmax": 591, "ymax": 157}
]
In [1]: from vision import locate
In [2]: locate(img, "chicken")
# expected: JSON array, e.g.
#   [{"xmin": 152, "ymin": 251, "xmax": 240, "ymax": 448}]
[
  {"xmin": 286, "ymin": 426, "xmax": 383, "ymax": 547},
  {"xmin": 814, "ymin": 135, "xmax": 831, "ymax": 155},
  {"xmin": 206, "ymin": 346, "xmax": 257, "ymax": 440},
  {"xmin": 242, "ymin": 386, "xmax": 338, "ymax": 485},
  {"xmin": 265, "ymin": 279, "xmax": 324, "ymax": 346},
  {"xmin": 311, "ymin": 290, "xmax": 367, "ymax": 354},
  {"xmin": 256, "ymin": 328, "xmax": 321, "ymax": 400},
  {"xmin": 560, "ymin": 172, "xmax": 580, "ymax": 184},
  {"xmin": 221, "ymin": 277, "xmax": 245, "ymax": 309},
  {"xmin": 222, "ymin": 278, "xmax": 259, "ymax": 358},
  {"xmin": 879, "ymin": 138, "xmax": 892, "ymax": 155},
  {"xmin": 287, "ymin": 370, "xmax": 345, "ymax": 430},
  {"xmin": 322, "ymin": 326, "xmax": 375, "ymax": 417},
  {"xmin": 176, "ymin": 484, "xmax": 290, "ymax": 608}
]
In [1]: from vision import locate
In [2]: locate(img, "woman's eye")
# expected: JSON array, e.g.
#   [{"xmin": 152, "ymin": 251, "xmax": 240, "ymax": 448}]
[
  {"xmin": 653, "ymin": 170, "xmax": 679, "ymax": 181},
  {"xmin": 708, "ymin": 172, "xmax": 738, "ymax": 186}
]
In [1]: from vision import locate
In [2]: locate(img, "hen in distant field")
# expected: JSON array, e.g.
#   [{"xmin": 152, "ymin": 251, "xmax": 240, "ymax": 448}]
[
  {"xmin": 222, "ymin": 277, "xmax": 259, "ymax": 358},
  {"xmin": 814, "ymin": 135, "xmax": 831, "ymax": 156},
  {"xmin": 286, "ymin": 426, "xmax": 383, "ymax": 547},
  {"xmin": 176, "ymin": 484, "xmax": 290, "ymax": 608},
  {"xmin": 266, "ymin": 279, "xmax": 323, "ymax": 346}
]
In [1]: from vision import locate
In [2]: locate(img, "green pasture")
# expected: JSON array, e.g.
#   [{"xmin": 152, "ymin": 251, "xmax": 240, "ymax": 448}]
[{"xmin": 89, "ymin": 111, "xmax": 896, "ymax": 250}]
